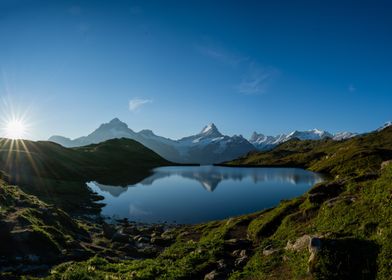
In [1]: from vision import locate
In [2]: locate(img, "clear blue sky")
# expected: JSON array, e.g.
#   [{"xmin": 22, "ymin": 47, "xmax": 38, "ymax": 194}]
[{"xmin": 0, "ymin": 0, "xmax": 391, "ymax": 140}]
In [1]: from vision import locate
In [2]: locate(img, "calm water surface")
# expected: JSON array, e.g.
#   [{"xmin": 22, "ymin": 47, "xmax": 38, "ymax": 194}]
[{"xmin": 88, "ymin": 166, "xmax": 323, "ymax": 224}]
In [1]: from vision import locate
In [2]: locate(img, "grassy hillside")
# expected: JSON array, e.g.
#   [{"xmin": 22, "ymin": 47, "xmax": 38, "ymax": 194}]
[
  {"xmin": 0, "ymin": 137, "xmax": 171, "ymax": 182},
  {"xmin": 0, "ymin": 138, "xmax": 172, "ymax": 213},
  {"xmin": 0, "ymin": 179, "xmax": 92, "ymax": 277},
  {"xmin": 41, "ymin": 128, "xmax": 392, "ymax": 279},
  {"xmin": 224, "ymin": 127, "xmax": 392, "ymax": 178}
]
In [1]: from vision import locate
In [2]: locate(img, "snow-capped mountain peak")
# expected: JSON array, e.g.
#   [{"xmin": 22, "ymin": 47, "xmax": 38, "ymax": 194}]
[
  {"xmin": 51, "ymin": 118, "xmax": 391, "ymax": 164},
  {"xmin": 286, "ymin": 129, "xmax": 332, "ymax": 140},
  {"xmin": 179, "ymin": 123, "xmax": 223, "ymax": 144},
  {"xmin": 311, "ymin": 128, "xmax": 325, "ymax": 135},
  {"xmin": 249, "ymin": 128, "xmax": 335, "ymax": 151},
  {"xmin": 199, "ymin": 123, "xmax": 222, "ymax": 137},
  {"xmin": 248, "ymin": 132, "xmax": 283, "ymax": 151}
]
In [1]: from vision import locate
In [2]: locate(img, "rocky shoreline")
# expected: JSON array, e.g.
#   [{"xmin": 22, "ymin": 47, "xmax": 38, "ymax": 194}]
[
  {"xmin": 0, "ymin": 182, "xmax": 183, "ymax": 278},
  {"xmin": 0, "ymin": 215, "xmax": 182, "ymax": 277},
  {"xmin": 97, "ymin": 219, "xmax": 181, "ymax": 260}
]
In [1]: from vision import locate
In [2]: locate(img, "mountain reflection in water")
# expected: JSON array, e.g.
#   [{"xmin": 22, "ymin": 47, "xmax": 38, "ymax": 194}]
[
  {"xmin": 93, "ymin": 166, "xmax": 324, "ymax": 196},
  {"xmin": 88, "ymin": 166, "xmax": 324, "ymax": 223}
]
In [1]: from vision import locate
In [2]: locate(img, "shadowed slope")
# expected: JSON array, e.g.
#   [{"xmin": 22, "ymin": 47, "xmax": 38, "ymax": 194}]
[
  {"xmin": 0, "ymin": 138, "xmax": 172, "ymax": 213},
  {"xmin": 0, "ymin": 137, "xmax": 172, "ymax": 183}
]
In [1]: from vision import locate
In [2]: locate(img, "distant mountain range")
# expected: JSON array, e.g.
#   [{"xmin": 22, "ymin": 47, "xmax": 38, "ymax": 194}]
[
  {"xmin": 249, "ymin": 129, "xmax": 358, "ymax": 150},
  {"xmin": 49, "ymin": 118, "xmax": 391, "ymax": 164},
  {"xmin": 49, "ymin": 118, "xmax": 254, "ymax": 164}
]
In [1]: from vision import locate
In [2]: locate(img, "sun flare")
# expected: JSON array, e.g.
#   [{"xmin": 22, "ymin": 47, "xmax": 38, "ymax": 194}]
[{"xmin": 5, "ymin": 119, "xmax": 27, "ymax": 139}]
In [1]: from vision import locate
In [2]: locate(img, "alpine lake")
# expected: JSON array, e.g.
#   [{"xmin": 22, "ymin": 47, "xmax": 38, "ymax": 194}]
[{"xmin": 88, "ymin": 166, "xmax": 324, "ymax": 224}]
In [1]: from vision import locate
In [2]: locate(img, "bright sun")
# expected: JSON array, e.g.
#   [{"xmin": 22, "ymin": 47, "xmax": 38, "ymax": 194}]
[{"xmin": 5, "ymin": 120, "xmax": 26, "ymax": 139}]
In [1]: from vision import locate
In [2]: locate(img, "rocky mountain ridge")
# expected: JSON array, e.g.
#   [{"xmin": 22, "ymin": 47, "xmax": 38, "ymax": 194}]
[{"xmin": 49, "ymin": 118, "xmax": 389, "ymax": 163}]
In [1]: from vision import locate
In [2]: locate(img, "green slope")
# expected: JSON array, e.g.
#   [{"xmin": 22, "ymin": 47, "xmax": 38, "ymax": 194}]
[
  {"xmin": 0, "ymin": 179, "xmax": 92, "ymax": 275},
  {"xmin": 43, "ymin": 128, "xmax": 392, "ymax": 279},
  {"xmin": 0, "ymin": 137, "xmax": 172, "ymax": 213},
  {"xmin": 223, "ymin": 127, "xmax": 392, "ymax": 178},
  {"xmin": 0, "ymin": 137, "xmax": 171, "ymax": 182}
]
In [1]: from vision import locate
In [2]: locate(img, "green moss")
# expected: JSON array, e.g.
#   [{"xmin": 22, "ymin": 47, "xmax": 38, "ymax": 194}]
[
  {"xmin": 248, "ymin": 198, "xmax": 303, "ymax": 241},
  {"xmin": 229, "ymin": 250, "xmax": 284, "ymax": 280}
]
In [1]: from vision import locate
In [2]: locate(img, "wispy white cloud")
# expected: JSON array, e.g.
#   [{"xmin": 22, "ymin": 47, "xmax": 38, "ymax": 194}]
[
  {"xmin": 197, "ymin": 41, "xmax": 278, "ymax": 95},
  {"xmin": 129, "ymin": 98, "xmax": 152, "ymax": 112},
  {"xmin": 196, "ymin": 45, "xmax": 247, "ymax": 66},
  {"xmin": 348, "ymin": 84, "xmax": 356, "ymax": 93},
  {"xmin": 237, "ymin": 64, "xmax": 279, "ymax": 95}
]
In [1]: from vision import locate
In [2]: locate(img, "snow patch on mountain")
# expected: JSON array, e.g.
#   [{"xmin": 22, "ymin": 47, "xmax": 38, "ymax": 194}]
[
  {"xmin": 249, "ymin": 128, "xmax": 359, "ymax": 150},
  {"xmin": 249, "ymin": 129, "xmax": 333, "ymax": 150},
  {"xmin": 333, "ymin": 131, "xmax": 358, "ymax": 141},
  {"xmin": 285, "ymin": 129, "xmax": 333, "ymax": 141},
  {"xmin": 377, "ymin": 121, "xmax": 392, "ymax": 132}
]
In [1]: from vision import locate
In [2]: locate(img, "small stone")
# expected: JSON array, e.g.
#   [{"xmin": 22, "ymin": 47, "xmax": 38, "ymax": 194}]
[
  {"xmin": 178, "ymin": 231, "xmax": 190, "ymax": 238},
  {"xmin": 285, "ymin": 235, "xmax": 311, "ymax": 251},
  {"xmin": 231, "ymin": 249, "xmax": 241, "ymax": 257},
  {"xmin": 224, "ymin": 238, "xmax": 251, "ymax": 249},
  {"xmin": 133, "ymin": 234, "xmax": 141, "ymax": 240},
  {"xmin": 235, "ymin": 255, "xmax": 248, "ymax": 267},
  {"xmin": 204, "ymin": 270, "xmax": 220, "ymax": 280},
  {"xmin": 239, "ymin": 249, "xmax": 247, "ymax": 258},
  {"xmin": 226, "ymin": 238, "xmax": 238, "ymax": 244},
  {"xmin": 217, "ymin": 259, "xmax": 227, "ymax": 270},
  {"xmin": 262, "ymin": 245, "xmax": 279, "ymax": 256},
  {"xmin": 136, "ymin": 236, "xmax": 150, "ymax": 243},
  {"xmin": 381, "ymin": 160, "xmax": 392, "ymax": 170}
]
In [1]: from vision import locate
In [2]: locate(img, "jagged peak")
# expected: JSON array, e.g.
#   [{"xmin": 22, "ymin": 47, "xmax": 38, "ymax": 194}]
[
  {"xmin": 201, "ymin": 123, "xmax": 217, "ymax": 133},
  {"xmin": 199, "ymin": 123, "xmax": 222, "ymax": 137},
  {"xmin": 250, "ymin": 131, "xmax": 265, "ymax": 141}
]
